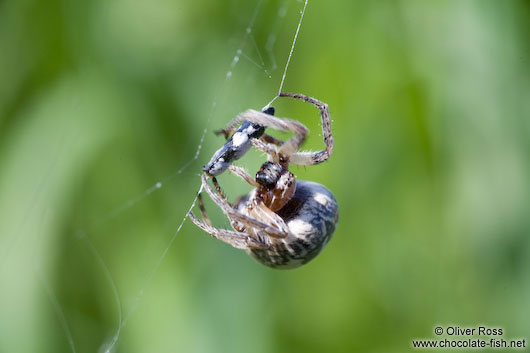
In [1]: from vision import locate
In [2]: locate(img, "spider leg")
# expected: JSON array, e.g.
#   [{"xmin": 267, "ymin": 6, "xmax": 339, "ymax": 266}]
[
  {"xmin": 261, "ymin": 134, "xmax": 284, "ymax": 146},
  {"xmin": 209, "ymin": 177, "xmax": 248, "ymax": 233},
  {"xmin": 228, "ymin": 165, "xmax": 260, "ymax": 188},
  {"xmin": 223, "ymin": 110, "xmax": 309, "ymax": 161},
  {"xmin": 254, "ymin": 133, "xmax": 285, "ymax": 163},
  {"xmin": 188, "ymin": 211, "xmax": 267, "ymax": 249},
  {"xmin": 197, "ymin": 193, "xmax": 212, "ymax": 227},
  {"xmin": 211, "ymin": 177, "xmax": 228, "ymax": 202},
  {"xmin": 279, "ymin": 92, "xmax": 334, "ymax": 165},
  {"xmin": 201, "ymin": 174, "xmax": 289, "ymax": 238},
  {"xmin": 250, "ymin": 138, "xmax": 280, "ymax": 163},
  {"xmin": 224, "ymin": 166, "xmax": 293, "ymax": 234},
  {"xmin": 214, "ymin": 176, "xmax": 291, "ymax": 241}
]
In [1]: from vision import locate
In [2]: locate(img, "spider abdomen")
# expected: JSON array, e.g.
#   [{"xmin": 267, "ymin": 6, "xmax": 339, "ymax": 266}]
[{"xmin": 245, "ymin": 180, "xmax": 339, "ymax": 269}]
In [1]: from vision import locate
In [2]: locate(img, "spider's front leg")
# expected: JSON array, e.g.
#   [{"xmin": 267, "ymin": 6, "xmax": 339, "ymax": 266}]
[
  {"xmin": 227, "ymin": 165, "xmax": 260, "ymax": 188},
  {"xmin": 279, "ymin": 92, "xmax": 334, "ymax": 165},
  {"xmin": 250, "ymin": 138, "xmax": 280, "ymax": 163}
]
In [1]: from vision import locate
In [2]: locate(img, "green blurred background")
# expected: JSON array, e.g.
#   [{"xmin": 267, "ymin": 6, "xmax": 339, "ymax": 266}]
[{"xmin": 1, "ymin": 0, "xmax": 529, "ymax": 352}]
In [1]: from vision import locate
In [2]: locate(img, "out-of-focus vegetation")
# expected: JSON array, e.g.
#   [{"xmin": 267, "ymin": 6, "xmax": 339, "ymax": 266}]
[{"xmin": 1, "ymin": 0, "xmax": 529, "ymax": 352}]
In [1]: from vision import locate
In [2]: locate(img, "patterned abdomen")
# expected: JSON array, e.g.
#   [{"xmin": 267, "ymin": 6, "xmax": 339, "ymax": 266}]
[{"xmin": 248, "ymin": 180, "xmax": 339, "ymax": 269}]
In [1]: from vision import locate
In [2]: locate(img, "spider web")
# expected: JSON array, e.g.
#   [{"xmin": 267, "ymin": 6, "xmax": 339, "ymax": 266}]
[{"xmin": 38, "ymin": 1, "xmax": 309, "ymax": 352}]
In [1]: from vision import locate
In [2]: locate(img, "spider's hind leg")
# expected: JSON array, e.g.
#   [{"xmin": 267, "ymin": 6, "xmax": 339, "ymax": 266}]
[
  {"xmin": 201, "ymin": 174, "xmax": 289, "ymax": 238},
  {"xmin": 189, "ymin": 183, "xmax": 268, "ymax": 250},
  {"xmin": 188, "ymin": 211, "xmax": 267, "ymax": 249}
]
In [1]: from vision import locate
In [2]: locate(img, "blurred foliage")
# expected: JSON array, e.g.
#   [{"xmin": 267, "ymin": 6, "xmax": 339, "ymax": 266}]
[{"xmin": 1, "ymin": 0, "xmax": 530, "ymax": 352}]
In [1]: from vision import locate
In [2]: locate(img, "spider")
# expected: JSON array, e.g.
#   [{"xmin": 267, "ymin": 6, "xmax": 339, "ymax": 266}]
[{"xmin": 189, "ymin": 92, "xmax": 339, "ymax": 269}]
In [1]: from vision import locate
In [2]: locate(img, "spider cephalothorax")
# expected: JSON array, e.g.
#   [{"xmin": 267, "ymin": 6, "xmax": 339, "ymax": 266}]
[
  {"xmin": 189, "ymin": 93, "xmax": 339, "ymax": 269},
  {"xmin": 254, "ymin": 162, "xmax": 296, "ymax": 211}
]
